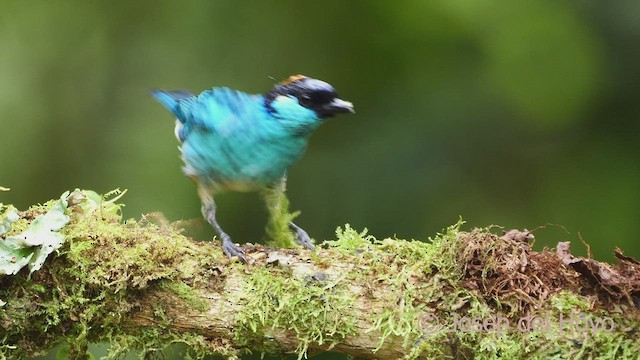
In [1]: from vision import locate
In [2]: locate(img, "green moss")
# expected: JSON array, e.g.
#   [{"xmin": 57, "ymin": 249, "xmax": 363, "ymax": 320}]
[
  {"xmin": 548, "ymin": 291, "xmax": 590, "ymax": 313},
  {"xmin": 324, "ymin": 224, "xmax": 375, "ymax": 254},
  {"xmin": 160, "ymin": 280, "xmax": 208, "ymax": 312},
  {"xmin": 235, "ymin": 267, "xmax": 357, "ymax": 360},
  {"xmin": 2, "ymin": 191, "xmax": 639, "ymax": 359},
  {"xmin": 106, "ymin": 327, "xmax": 227, "ymax": 360},
  {"xmin": 301, "ymin": 220, "xmax": 470, "ymax": 359},
  {"xmin": 409, "ymin": 279, "xmax": 640, "ymax": 360},
  {"xmin": 323, "ymin": 221, "xmax": 640, "ymax": 360},
  {"xmin": 262, "ymin": 180, "xmax": 300, "ymax": 249},
  {"xmin": 354, "ymin": 221, "xmax": 466, "ymax": 357},
  {"xmin": 0, "ymin": 189, "xmax": 227, "ymax": 359}
]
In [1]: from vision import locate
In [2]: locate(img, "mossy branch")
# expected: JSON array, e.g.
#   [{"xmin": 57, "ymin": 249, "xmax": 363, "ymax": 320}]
[{"xmin": 1, "ymin": 191, "xmax": 640, "ymax": 360}]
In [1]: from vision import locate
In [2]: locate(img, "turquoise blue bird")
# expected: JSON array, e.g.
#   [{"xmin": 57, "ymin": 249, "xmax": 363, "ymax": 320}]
[{"xmin": 152, "ymin": 75, "xmax": 354, "ymax": 262}]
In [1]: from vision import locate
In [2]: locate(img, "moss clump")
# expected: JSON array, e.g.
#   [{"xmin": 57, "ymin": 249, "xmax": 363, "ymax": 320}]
[
  {"xmin": 101, "ymin": 326, "xmax": 226, "ymax": 360},
  {"xmin": 0, "ymin": 189, "xmax": 228, "ymax": 359},
  {"xmin": 389, "ymin": 235, "xmax": 466, "ymax": 355},
  {"xmin": 262, "ymin": 178, "xmax": 302, "ymax": 249},
  {"xmin": 322, "ymin": 221, "xmax": 640, "ymax": 360},
  {"xmin": 324, "ymin": 224, "xmax": 376, "ymax": 254},
  {"xmin": 160, "ymin": 280, "xmax": 208, "ymax": 312},
  {"xmin": 235, "ymin": 266, "xmax": 357, "ymax": 359},
  {"xmin": 324, "ymin": 222, "xmax": 467, "ymax": 356}
]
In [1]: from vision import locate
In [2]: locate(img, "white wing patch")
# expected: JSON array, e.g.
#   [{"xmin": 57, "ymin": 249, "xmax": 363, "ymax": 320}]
[{"xmin": 174, "ymin": 119, "xmax": 183, "ymax": 143}]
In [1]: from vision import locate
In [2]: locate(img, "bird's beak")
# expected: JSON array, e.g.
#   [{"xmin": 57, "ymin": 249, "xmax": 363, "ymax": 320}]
[{"xmin": 324, "ymin": 98, "xmax": 355, "ymax": 115}]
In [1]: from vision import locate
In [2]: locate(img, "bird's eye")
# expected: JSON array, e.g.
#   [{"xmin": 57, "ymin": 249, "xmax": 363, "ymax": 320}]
[
  {"xmin": 298, "ymin": 93, "xmax": 313, "ymax": 107},
  {"xmin": 296, "ymin": 90, "xmax": 337, "ymax": 109},
  {"xmin": 312, "ymin": 91, "xmax": 331, "ymax": 103}
]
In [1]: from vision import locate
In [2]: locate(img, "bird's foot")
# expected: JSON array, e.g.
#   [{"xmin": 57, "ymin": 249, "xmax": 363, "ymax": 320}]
[
  {"xmin": 221, "ymin": 235, "xmax": 247, "ymax": 263},
  {"xmin": 289, "ymin": 222, "xmax": 315, "ymax": 250}
]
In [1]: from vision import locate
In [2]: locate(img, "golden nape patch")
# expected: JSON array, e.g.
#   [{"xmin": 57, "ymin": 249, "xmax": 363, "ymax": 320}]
[{"xmin": 280, "ymin": 74, "xmax": 307, "ymax": 85}]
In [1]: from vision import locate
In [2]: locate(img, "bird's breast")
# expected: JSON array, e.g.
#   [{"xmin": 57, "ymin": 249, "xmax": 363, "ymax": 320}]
[{"xmin": 180, "ymin": 125, "xmax": 309, "ymax": 190}]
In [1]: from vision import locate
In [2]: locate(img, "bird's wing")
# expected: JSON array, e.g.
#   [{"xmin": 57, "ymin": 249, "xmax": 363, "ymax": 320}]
[
  {"xmin": 151, "ymin": 90, "xmax": 194, "ymax": 118},
  {"xmin": 180, "ymin": 88, "xmax": 263, "ymax": 134},
  {"xmin": 153, "ymin": 87, "xmax": 263, "ymax": 142}
]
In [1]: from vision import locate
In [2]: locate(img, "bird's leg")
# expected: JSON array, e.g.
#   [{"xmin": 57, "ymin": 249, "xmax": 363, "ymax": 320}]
[
  {"xmin": 197, "ymin": 184, "xmax": 246, "ymax": 263},
  {"xmin": 289, "ymin": 221, "xmax": 315, "ymax": 250},
  {"xmin": 262, "ymin": 176, "xmax": 315, "ymax": 250}
]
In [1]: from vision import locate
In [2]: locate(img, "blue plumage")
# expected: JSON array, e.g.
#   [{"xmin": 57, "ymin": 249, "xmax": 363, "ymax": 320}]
[
  {"xmin": 150, "ymin": 90, "xmax": 193, "ymax": 116},
  {"xmin": 152, "ymin": 75, "xmax": 354, "ymax": 261}
]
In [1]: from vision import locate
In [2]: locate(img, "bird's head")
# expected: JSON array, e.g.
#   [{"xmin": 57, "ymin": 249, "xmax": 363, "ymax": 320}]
[{"xmin": 265, "ymin": 75, "xmax": 354, "ymax": 121}]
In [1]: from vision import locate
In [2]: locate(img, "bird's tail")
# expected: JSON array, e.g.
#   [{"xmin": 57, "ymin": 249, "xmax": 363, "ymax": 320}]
[{"xmin": 151, "ymin": 90, "xmax": 194, "ymax": 118}]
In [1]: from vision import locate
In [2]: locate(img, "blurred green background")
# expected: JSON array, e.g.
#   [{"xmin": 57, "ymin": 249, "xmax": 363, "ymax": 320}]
[{"xmin": 1, "ymin": 0, "xmax": 639, "ymax": 358}]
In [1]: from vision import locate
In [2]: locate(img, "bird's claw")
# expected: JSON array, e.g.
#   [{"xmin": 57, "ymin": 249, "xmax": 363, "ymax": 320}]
[
  {"xmin": 289, "ymin": 222, "xmax": 315, "ymax": 250},
  {"xmin": 222, "ymin": 237, "xmax": 247, "ymax": 263}
]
